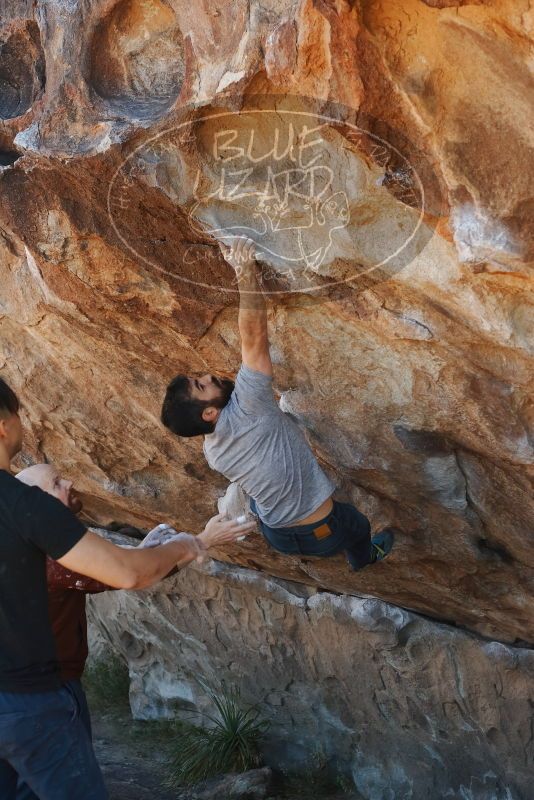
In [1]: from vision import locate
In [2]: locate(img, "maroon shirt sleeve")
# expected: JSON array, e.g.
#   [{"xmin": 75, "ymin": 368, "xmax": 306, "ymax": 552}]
[{"xmin": 46, "ymin": 557, "xmax": 112, "ymax": 593}]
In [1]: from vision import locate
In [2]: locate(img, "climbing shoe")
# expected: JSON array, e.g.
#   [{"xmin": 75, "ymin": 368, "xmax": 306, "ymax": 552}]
[{"xmin": 369, "ymin": 528, "xmax": 395, "ymax": 564}]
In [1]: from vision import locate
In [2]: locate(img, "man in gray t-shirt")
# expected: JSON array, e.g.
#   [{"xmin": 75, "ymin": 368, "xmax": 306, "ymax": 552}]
[
  {"xmin": 162, "ymin": 237, "xmax": 395, "ymax": 569},
  {"xmin": 203, "ymin": 364, "xmax": 335, "ymax": 528}
]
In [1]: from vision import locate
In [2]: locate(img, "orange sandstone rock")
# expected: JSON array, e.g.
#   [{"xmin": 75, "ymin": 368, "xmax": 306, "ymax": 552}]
[{"xmin": 0, "ymin": 0, "xmax": 532, "ymax": 645}]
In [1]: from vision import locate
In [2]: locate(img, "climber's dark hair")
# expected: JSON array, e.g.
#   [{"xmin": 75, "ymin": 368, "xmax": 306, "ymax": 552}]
[
  {"xmin": 161, "ymin": 375, "xmax": 216, "ymax": 438},
  {"xmin": 0, "ymin": 377, "xmax": 19, "ymax": 419}
]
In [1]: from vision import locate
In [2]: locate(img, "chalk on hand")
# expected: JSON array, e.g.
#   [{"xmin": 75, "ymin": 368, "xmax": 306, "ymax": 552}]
[{"xmin": 236, "ymin": 514, "xmax": 248, "ymax": 542}]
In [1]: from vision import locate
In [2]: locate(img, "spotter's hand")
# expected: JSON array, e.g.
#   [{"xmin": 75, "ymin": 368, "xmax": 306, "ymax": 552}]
[{"xmin": 138, "ymin": 524, "xmax": 181, "ymax": 549}]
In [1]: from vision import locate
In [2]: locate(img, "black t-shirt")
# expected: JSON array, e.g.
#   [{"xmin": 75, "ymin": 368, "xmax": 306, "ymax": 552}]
[{"xmin": 0, "ymin": 470, "xmax": 86, "ymax": 692}]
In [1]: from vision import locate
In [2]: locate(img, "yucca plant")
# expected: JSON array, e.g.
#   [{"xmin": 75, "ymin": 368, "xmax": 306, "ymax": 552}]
[{"xmin": 167, "ymin": 679, "xmax": 268, "ymax": 787}]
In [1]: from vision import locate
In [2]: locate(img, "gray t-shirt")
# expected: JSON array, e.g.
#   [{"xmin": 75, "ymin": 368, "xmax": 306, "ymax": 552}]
[{"xmin": 203, "ymin": 365, "xmax": 335, "ymax": 527}]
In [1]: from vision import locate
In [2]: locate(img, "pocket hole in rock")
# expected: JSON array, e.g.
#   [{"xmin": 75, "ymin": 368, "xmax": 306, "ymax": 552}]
[
  {"xmin": 476, "ymin": 537, "xmax": 513, "ymax": 564},
  {"xmin": 0, "ymin": 21, "xmax": 45, "ymax": 120},
  {"xmin": 88, "ymin": 0, "xmax": 185, "ymax": 120},
  {"xmin": 0, "ymin": 150, "xmax": 21, "ymax": 166}
]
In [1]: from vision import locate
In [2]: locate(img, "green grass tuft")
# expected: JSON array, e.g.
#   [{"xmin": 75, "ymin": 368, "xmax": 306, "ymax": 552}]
[
  {"xmin": 83, "ymin": 652, "xmax": 130, "ymax": 710},
  {"xmin": 166, "ymin": 679, "xmax": 268, "ymax": 787}
]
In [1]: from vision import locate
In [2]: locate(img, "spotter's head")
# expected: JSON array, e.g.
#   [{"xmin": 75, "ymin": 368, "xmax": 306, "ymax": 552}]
[
  {"xmin": 17, "ymin": 464, "xmax": 83, "ymax": 513},
  {"xmin": 0, "ymin": 377, "xmax": 22, "ymax": 459}
]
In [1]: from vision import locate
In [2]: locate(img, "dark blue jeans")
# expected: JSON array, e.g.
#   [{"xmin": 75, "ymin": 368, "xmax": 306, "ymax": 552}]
[
  {"xmin": 0, "ymin": 680, "xmax": 107, "ymax": 800},
  {"xmin": 251, "ymin": 499, "xmax": 372, "ymax": 570}
]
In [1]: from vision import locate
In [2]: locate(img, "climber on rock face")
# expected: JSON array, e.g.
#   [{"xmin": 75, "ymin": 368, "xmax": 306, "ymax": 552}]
[{"xmin": 161, "ymin": 236, "xmax": 396, "ymax": 570}]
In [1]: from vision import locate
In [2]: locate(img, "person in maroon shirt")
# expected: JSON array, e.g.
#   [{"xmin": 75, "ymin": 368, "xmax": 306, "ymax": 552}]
[
  {"xmin": 15, "ymin": 464, "xmax": 182, "ymax": 800},
  {"xmin": 46, "ymin": 557, "xmax": 109, "ymax": 689}
]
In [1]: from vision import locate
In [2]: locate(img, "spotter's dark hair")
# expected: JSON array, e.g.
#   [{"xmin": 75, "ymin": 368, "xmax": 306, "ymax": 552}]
[
  {"xmin": 0, "ymin": 377, "xmax": 19, "ymax": 418},
  {"xmin": 161, "ymin": 375, "xmax": 216, "ymax": 438}
]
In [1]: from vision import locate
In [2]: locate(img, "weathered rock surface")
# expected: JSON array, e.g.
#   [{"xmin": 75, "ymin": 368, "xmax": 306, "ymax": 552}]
[
  {"xmin": 87, "ymin": 534, "xmax": 534, "ymax": 800},
  {"xmin": 0, "ymin": 2, "xmax": 533, "ymax": 644},
  {"xmin": 176, "ymin": 768, "xmax": 273, "ymax": 800}
]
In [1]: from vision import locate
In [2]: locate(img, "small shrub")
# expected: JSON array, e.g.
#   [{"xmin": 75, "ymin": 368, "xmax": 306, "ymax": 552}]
[
  {"xmin": 83, "ymin": 652, "xmax": 130, "ymax": 710},
  {"xmin": 167, "ymin": 679, "xmax": 268, "ymax": 787}
]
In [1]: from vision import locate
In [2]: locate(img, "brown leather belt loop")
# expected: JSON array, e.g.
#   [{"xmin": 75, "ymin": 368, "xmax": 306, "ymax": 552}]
[{"xmin": 313, "ymin": 523, "xmax": 332, "ymax": 540}]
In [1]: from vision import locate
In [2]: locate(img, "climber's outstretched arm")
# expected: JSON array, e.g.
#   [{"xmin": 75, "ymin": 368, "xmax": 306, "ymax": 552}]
[{"xmin": 221, "ymin": 237, "xmax": 273, "ymax": 377}]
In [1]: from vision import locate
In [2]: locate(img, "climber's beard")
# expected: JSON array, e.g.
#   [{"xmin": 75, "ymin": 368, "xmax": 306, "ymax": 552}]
[{"xmin": 212, "ymin": 377, "xmax": 235, "ymax": 408}]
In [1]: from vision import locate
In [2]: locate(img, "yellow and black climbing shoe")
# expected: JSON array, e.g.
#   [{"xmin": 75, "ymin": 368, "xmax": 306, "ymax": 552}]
[{"xmin": 369, "ymin": 529, "xmax": 395, "ymax": 564}]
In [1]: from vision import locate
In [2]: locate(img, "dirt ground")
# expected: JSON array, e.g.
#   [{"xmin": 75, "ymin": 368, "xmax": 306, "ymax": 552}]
[
  {"xmin": 92, "ymin": 710, "xmax": 178, "ymax": 800},
  {"xmin": 89, "ymin": 700, "xmax": 362, "ymax": 800}
]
